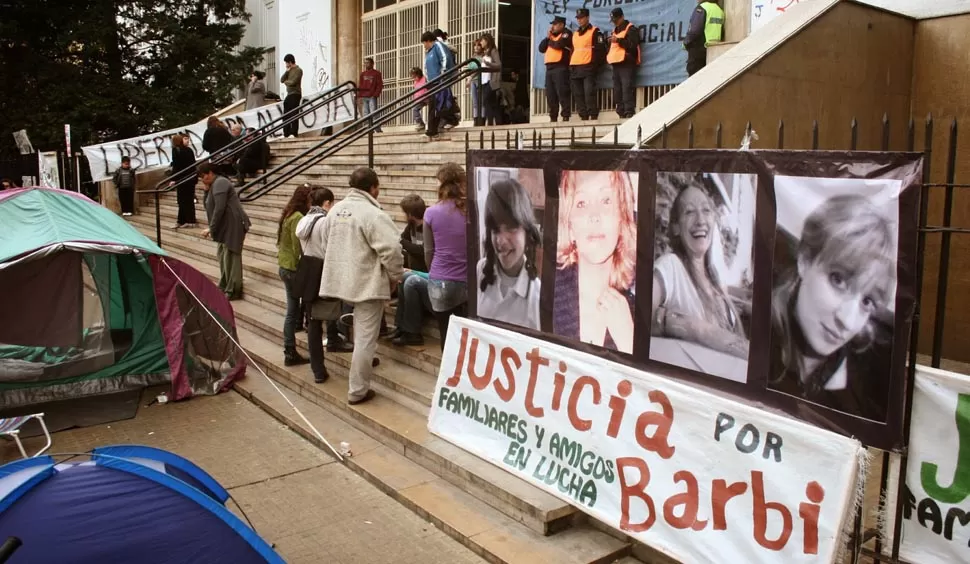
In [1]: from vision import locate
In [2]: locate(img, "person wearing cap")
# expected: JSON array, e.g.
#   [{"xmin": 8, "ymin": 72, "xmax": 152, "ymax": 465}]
[
  {"xmin": 683, "ymin": 0, "xmax": 725, "ymax": 76},
  {"xmin": 606, "ymin": 8, "xmax": 640, "ymax": 119},
  {"xmin": 538, "ymin": 16, "xmax": 573, "ymax": 123},
  {"xmin": 570, "ymin": 8, "xmax": 606, "ymax": 121}
]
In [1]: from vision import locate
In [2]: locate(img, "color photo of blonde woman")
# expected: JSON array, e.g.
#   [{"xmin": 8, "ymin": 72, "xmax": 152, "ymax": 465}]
[
  {"xmin": 649, "ymin": 172, "xmax": 755, "ymax": 383},
  {"xmin": 768, "ymin": 177, "xmax": 900, "ymax": 422},
  {"xmin": 553, "ymin": 170, "xmax": 637, "ymax": 354}
]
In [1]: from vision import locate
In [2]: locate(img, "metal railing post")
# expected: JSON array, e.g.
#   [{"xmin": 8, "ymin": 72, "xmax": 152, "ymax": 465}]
[
  {"xmin": 367, "ymin": 116, "xmax": 375, "ymax": 169},
  {"xmin": 154, "ymin": 193, "xmax": 162, "ymax": 248}
]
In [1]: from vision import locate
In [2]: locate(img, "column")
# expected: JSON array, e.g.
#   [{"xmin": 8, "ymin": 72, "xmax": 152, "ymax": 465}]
[{"xmin": 335, "ymin": 0, "xmax": 361, "ymax": 85}]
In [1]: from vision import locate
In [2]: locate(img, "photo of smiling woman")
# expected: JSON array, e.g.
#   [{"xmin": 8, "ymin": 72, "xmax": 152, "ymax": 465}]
[
  {"xmin": 768, "ymin": 178, "xmax": 899, "ymax": 422},
  {"xmin": 477, "ymin": 179, "xmax": 543, "ymax": 330},
  {"xmin": 553, "ymin": 170, "xmax": 638, "ymax": 354},
  {"xmin": 649, "ymin": 172, "xmax": 755, "ymax": 383}
]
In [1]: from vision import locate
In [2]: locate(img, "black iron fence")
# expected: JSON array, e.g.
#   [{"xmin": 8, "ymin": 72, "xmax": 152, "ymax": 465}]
[{"xmin": 459, "ymin": 114, "xmax": 964, "ymax": 564}]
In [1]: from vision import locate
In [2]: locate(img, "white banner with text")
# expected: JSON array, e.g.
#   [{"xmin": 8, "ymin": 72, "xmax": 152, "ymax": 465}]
[
  {"xmin": 82, "ymin": 90, "xmax": 355, "ymax": 181},
  {"xmin": 428, "ymin": 317, "xmax": 865, "ymax": 563},
  {"xmin": 884, "ymin": 365, "xmax": 970, "ymax": 563}
]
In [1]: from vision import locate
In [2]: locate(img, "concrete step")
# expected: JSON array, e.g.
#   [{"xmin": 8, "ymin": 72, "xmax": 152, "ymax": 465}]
[
  {"xmin": 234, "ymin": 324, "xmax": 582, "ymax": 536},
  {"xmin": 233, "ymin": 371, "xmax": 635, "ymax": 564}
]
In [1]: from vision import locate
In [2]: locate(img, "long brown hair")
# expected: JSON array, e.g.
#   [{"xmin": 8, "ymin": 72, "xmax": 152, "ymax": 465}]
[
  {"xmin": 480, "ymin": 179, "xmax": 541, "ymax": 292},
  {"xmin": 277, "ymin": 184, "xmax": 312, "ymax": 242},
  {"xmin": 436, "ymin": 162, "xmax": 467, "ymax": 215}
]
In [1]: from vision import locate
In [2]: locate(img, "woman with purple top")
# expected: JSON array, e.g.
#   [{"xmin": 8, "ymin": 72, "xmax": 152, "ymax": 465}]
[{"xmin": 423, "ymin": 163, "xmax": 469, "ymax": 349}]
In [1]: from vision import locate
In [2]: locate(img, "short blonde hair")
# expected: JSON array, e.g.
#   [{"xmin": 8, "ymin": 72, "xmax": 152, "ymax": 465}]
[{"xmin": 556, "ymin": 170, "xmax": 637, "ymax": 291}]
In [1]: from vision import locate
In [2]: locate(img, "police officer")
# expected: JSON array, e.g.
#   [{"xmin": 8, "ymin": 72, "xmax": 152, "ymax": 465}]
[
  {"xmin": 570, "ymin": 8, "xmax": 606, "ymax": 121},
  {"xmin": 606, "ymin": 8, "xmax": 640, "ymax": 119},
  {"xmin": 683, "ymin": 0, "xmax": 725, "ymax": 76},
  {"xmin": 538, "ymin": 15, "xmax": 573, "ymax": 122}
]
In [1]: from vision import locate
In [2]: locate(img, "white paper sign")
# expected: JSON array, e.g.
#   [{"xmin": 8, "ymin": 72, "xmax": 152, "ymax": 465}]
[
  {"xmin": 278, "ymin": 0, "xmax": 334, "ymax": 96},
  {"xmin": 38, "ymin": 152, "xmax": 60, "ymax": 189},
  {"xmin": 81, "ymin": 90, "xmax": 355, "ymax": 181},
  {"xmin": 428, "ymin": 318, "xmax": 864, "ymax": 563},
  {"xmin": 892, "ymin": 366, "xmax": 970, "ymax": 563}
]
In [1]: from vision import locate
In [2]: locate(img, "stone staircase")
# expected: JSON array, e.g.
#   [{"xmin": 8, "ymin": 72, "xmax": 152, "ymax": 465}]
[{"xmin": 129, "ymin": 120, "xmax": 672, "ymax": 564}]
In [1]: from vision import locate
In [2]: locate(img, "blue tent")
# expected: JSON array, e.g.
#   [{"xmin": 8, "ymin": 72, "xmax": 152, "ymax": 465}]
[{"xmin": 0, "ymin": 445, "xmax": 284, "ymax": 563}]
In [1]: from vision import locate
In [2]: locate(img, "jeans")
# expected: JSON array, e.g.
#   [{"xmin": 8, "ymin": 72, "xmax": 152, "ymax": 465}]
[
  {"xmin": 279, "ymin": 268, "xmax": 300, "ymax": 348},
  {"xmin": 611, "ymin": 65, "xmax": 636, "ymax": 117},
  {"xmin": 429, "ymin": 279, "xmax": 467, "ymax": 351},
  {"xmin": 283, "ymin": 93, "xmax": 302, "ymax": 137},
  {"xmin": 394, "ymin": 273, "xmax": 432, "ymax": 334},
  {"xmin": 470, "ymin": 81, "xmax": 482, "ymax": 119},
  {"xmin": 362, "ymin": 97, "xmax": 382, "ymax": 131},
  {"xmin": 413, "ymin": 102, "xmax": 425, "ymax": 126}
]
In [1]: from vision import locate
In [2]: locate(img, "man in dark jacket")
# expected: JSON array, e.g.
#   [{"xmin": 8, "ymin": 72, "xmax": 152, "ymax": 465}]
[
  {"xmin": 683, "ymin": 0, "xmax": 725, "ymax": 76},
  {"xmin": 280, "ymin": 54, "xmax": 303, "ymax": 138},
  {"xmin": 570, "ymin": 8, "xmax": 606, "ymax": 121},
  {"xmin": 199, "ymin": 162, "xmax": 251, "ymax": 300},
  {"xmin": 538, "ymin": 16, "xmax": 573, "ymax": 122},
  {"xmin": 390, "ymin": 194, "xmax": 432, "ymax": 346},
  {"xmin": 606, "ymin": 8, "xmax": 640, "ymax": 118}
]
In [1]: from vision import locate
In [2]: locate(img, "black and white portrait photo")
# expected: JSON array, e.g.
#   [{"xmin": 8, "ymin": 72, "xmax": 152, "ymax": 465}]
[
  {"xmin": 767, "ymin": 176, "xmax": 900, "ymax": 422},
  {"xmin": 473, "ymin": 167, "xmax": 545, "ymax": 331},
  {"xmin": 552, "ymin": 170, "xmax": 639, "ymax": 354},
  {"xmin": 649, "ymin": 172, "xmax": 756, "ymax": 382}
]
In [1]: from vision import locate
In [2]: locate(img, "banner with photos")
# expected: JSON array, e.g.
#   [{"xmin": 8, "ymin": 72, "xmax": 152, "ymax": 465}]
[
  {"xmin": 532, "ymin": 0, "xmax": 696, "ymax": 89},
  {"xmin": 429, "ymin": 317, "xmax": 866, "ymax": 562},
  {"xmin": 82, "ymin": 89, "xmax": 356, "ymax": 182},
  {"xmin": 882, "ymin": 365, "xmax": 970, "ymax": 563},
  {"xmin": 465, "ymin": 150, "xmax": 922, "ymax": 451}
]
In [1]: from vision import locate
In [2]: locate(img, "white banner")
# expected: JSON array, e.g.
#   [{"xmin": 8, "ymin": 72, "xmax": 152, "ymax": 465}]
[
  {"xmin": 751, "ymin": 0, "xmax": 810, "ymax": 32},
  {"xmin": 278, "ymin": 0, "xmax": 334, "ymax": 96},
  {"xmin": 429, "ymin": 318, "xmax": 864, "ymax": 563},
  {"xmin": 81, "ymin": 90, "xmax": 355, "ymax": 182},
  {"xmin": 888, "ymin": 365, "xmax": 970, "ymax": 563}
]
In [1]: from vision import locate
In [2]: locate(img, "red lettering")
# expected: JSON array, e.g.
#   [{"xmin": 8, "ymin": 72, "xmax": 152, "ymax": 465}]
[
  {"xmin": 634, "ymin": 391, "xmax": 676, "ymax": 459},
  {"xmin": 663, "ymin": 471, "xmax": 707, "ymax": 530},
  {"xmin": 798, "ymin": 481, "xmax": 824, "ymax": 555},
  {"xmin": 551, "ymin": 361, "xmax": 567, "ymax": 411},
  {"xmin": 711, "ymin": 479, "xmax": 748, "ymax": 530},
  {"xmin": 524, "ymin": 347, "xmax": 549, "ymax": 417},
  {"xmin": 445, "ymin": 327, "xmax": 469, "ymax": 387},
  {"xmin": 495, "ymin": 347, "xmax": 520, "ymax": 402},
  {"xmin": 752, "ymin": 470, "xmax": 793, "ymax": 551},
  {"xmin": 467, "ymin": 338, "xmax": 496, "ymax": 391},
  {"xmin": 617, "ymin": 457, "xmax": 656, "ymax": 533},
  {"xmin": 567, "ymin": 376, "xmax": 601, "ymax": 431},
  {"xmin": 607, "ymin": 380, "xmax": 632, "ymax": 438}
]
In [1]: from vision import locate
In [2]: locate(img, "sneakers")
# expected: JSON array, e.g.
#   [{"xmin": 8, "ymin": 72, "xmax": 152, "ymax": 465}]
[
  {"xmin": 313, "ymin": 369, "xmax": 329, "ymax": 384},
  {"xmin": 392, "ymin": 332, "xmax": 425, "ymax": 347},
  {"xmin": 283, "ymin": 347, "xmax": 308, "ymax": 367},
  {"xmin": 414, "ymin": 124, "xmax": 426, "ymax": 131},
  {"xmin": 122, "ymin": 212, "xmax": 133, "ymax": 217},
  {"xmin": 327, "ymin": 339, "xmax": 354, "ymax": 353}
]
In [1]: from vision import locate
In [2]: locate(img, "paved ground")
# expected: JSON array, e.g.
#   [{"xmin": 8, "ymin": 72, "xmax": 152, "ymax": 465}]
[{"xmin": 0, "ymin": 387, "xmax": 485, "ymax": 564}]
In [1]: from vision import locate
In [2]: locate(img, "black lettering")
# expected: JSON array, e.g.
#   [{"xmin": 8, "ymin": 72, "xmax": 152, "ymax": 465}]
[
  {"xmin": 944, "ymin": 507, "xmax": 970, "ymax": 541},
  {"xmin": 714, "ymin": 413, "xmax": 735, "ymax": 441},
  {"xmin": 918, "ymin": 497, "xmax": 943, "ymax": 534},
  {"xmin": 647, "ymin": 23, "xmax": 659, "ymax": 43},
  {"xmin": 763, "ymin": 432, "xmax": 783, "ymax": 462},
  {"xmin": 735, "ymin": 424, "xmax": 759, "ymax": 454}
]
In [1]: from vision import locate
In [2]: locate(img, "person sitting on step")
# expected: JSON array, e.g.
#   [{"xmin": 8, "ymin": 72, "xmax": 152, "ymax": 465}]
[{"xmin": 390, "ymin": 194, "xmax": 433, "ymax": 347}]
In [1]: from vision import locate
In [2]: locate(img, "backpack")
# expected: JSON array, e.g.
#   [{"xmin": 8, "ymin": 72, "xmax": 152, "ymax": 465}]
[{"xmin": 293, "ymin": 214, "xmax": 341, "ymax": 320}]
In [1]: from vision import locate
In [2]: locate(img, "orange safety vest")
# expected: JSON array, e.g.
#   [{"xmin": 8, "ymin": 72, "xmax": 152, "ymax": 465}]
[
  {"xmin": 607, "ymin": 23, "xmax": 641, "ymax": 65},
  {"xmin": 543, "ymin": 32, "xmax": 566, "ymax": 64},
  {"xmin": 570, "ymin": 26, "xmax": 598, "ymax": 66}
]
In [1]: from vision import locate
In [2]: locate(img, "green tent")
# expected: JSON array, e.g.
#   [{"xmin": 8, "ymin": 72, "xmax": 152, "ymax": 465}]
[{"xmin": 0, "ymin": 188, "xmax": 245, "ymax": 408}]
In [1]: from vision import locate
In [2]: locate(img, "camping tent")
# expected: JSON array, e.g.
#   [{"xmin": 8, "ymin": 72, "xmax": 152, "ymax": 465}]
[
  {"xmin": 0, "ymin": 188, "xmax": 245, "ymax": 408},
  {"xmin": 0, "ymin": 445, "xmax": 284, "ymax": 563}
]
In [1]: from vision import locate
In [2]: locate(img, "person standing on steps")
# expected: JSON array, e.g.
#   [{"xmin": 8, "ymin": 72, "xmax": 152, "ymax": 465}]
[
  {"xmin": 170, "ymin": 134, "xmax": 197, "ymax": 228},
  {"xmin": 198, "ymin": 162, "xmax": 251, "ymax": 301},
  {"xmin": 570, "ymin": 8, "xmax": 606, "ymax": 121},
  {"xmin": 359, "ymin": 57, "xmax": 384, "ymax": 132},
  {"xmin": 424, "ymin": 163, "xmax": 469, "ymax": 350},
  {"xmin": 317, "ymin": 168, "xmax": 403, "ymax": 405},
  {"xmin": 280, "ymin": 54, "xmax": 303, "ymax": 138},
  {"xmin": 683, "ymin": 0, "xmax": 724, "ymax": 77},
  {"xmin": 606, "ymin": 8, "xmax": 640, "ymax": 119},
  {"xmin": 246, "ymin": 70, "xmax": 266, "ymax": 110},
  {"xmin": 113, "ymin": 156, "xmax": 137, "ymax": 217},
  {"xmin": 478, "ymin": 34, "xmax": 504, "ymax": 126},
  {"xmin": 277, "ymin": 184, "xmax": 312, "ymax": 367},
  {"xmin": 421, "ymin": 31, "xmax": 457, "ymax": 140},
  {"xmin": 539, "ymin": 16, "xmax": 573, "ymax": 123}
]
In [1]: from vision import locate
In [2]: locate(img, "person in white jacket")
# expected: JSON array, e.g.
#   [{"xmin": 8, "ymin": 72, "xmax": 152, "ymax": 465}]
[{"xmin": 317, "ymin": 168, "xmax": 404, "ymax": 405}]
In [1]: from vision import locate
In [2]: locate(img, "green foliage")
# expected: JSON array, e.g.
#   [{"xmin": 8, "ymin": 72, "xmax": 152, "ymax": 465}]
[{"xmin": 0, "ymin": 0, "xmax": 264, "ymax": 157}]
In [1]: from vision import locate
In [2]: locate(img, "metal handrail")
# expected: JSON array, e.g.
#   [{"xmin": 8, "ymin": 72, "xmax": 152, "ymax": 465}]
[
  {"xmin": 142, "ymin": 81, "xmax": 358, "ymax": 195},
  {"xmin": 237, "ymin": 59, "xmax": 483, "ymax": 203}
]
